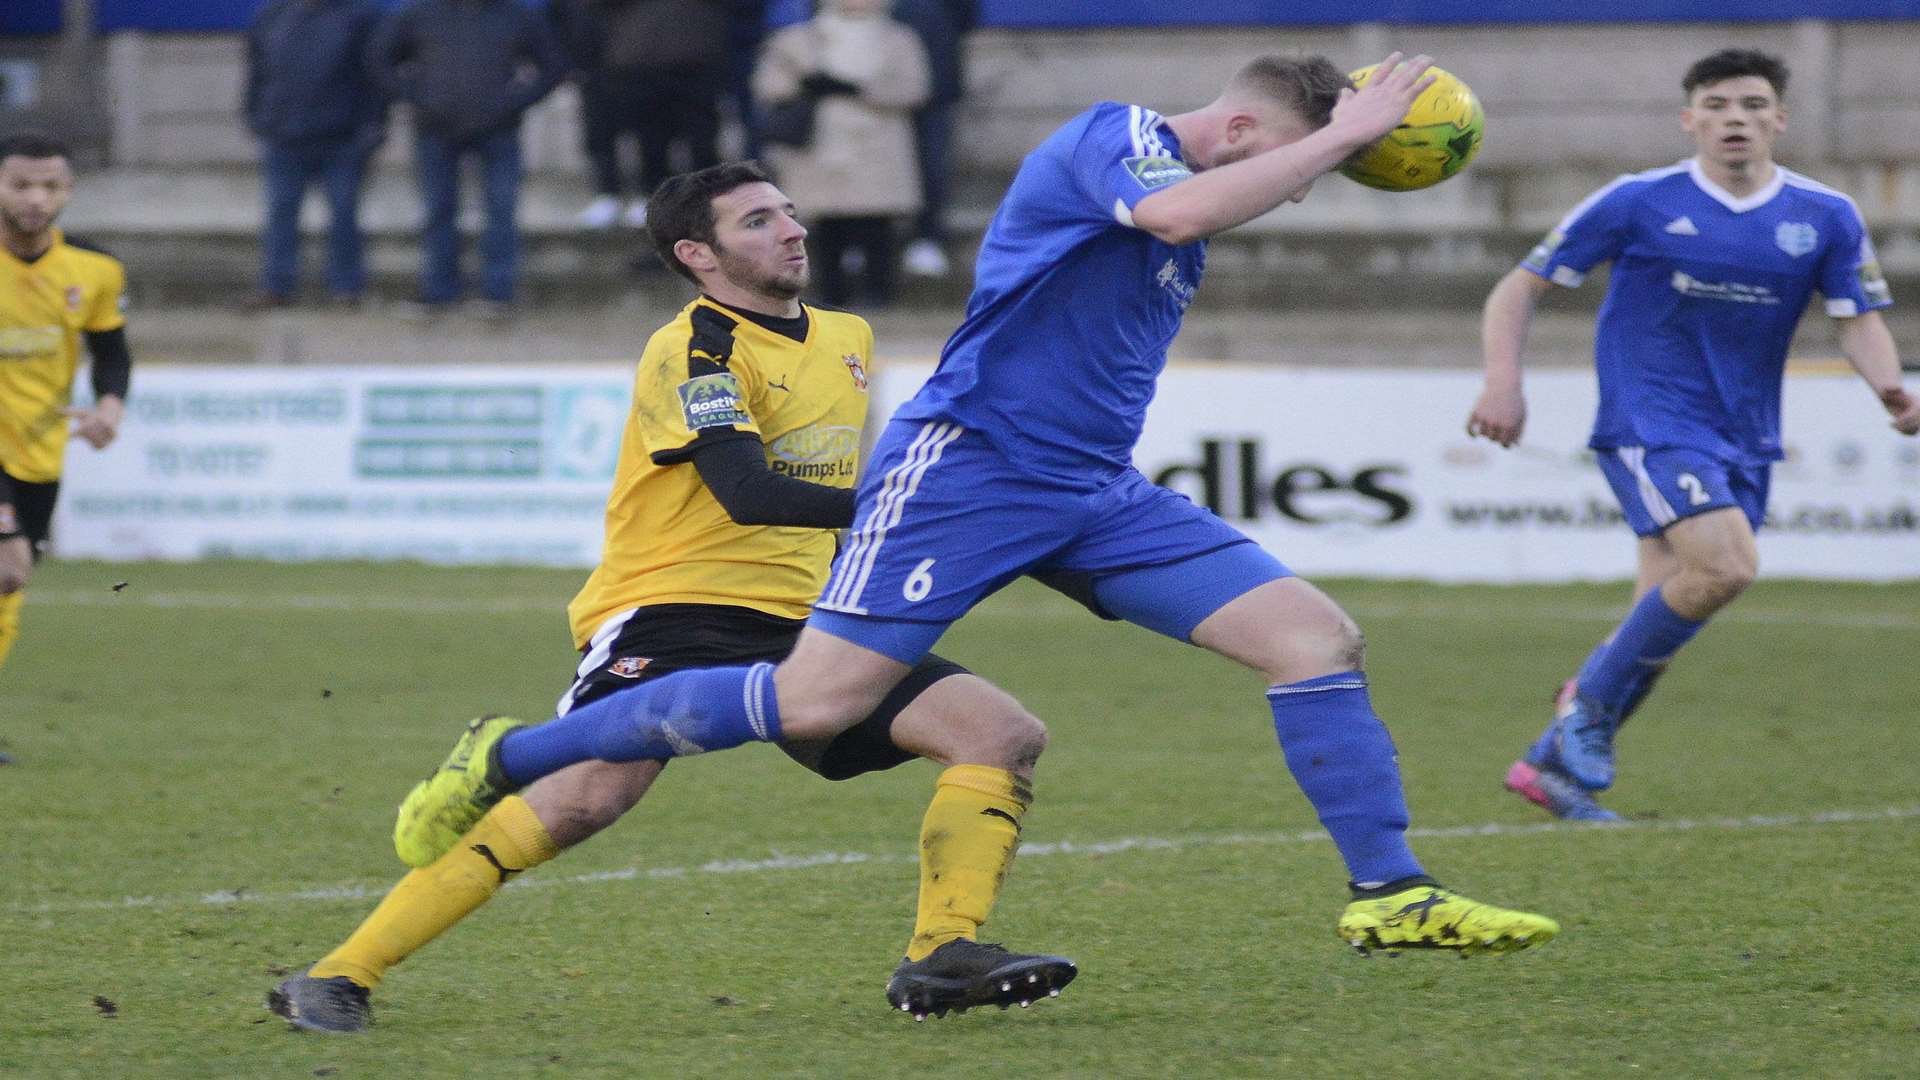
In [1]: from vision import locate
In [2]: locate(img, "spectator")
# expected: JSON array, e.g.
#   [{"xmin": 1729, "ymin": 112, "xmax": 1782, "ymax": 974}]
[
  {"xmin": 599, "ymin": 0, "xmax": 732, "ymax": 222},
  {"xmin": 243, "ymin": 0, "xmax": 387, "ymax": 309},
  {"xmin": 723, "ymin": 0, "xmax": 772, "ymax": 163},
  {"xmin": 891, "ymin": 0, "xmax": 974, "ymax": 279},
  {"xmin": 754, "ymin": 0, "xmax": 929, "ymax": 307},
  {"xmin": 546, "ymin": 0, "xmax": 635, "ymax": 230},
  {"xmin": 368, "ymin": 0, "xmax": 567, "ymax": 318}
]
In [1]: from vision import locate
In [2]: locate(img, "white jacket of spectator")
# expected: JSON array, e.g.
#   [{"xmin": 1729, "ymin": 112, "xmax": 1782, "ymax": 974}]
[{"xmin": 755, "ymin": 5, "xmax": 931, "ymax": 218}]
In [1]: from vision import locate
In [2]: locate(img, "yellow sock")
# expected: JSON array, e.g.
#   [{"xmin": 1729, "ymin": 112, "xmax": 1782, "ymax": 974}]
[
  {"xmin": 0, "ymin": 590, "xmax": 23, "ymax": 669},
  {"xmin": 906, "ymin": 765, "xmax": 1031, "ymax": 962},
  {"xmin": 310, "ymin": 795, "xmax": 558, "ymax": 988}
]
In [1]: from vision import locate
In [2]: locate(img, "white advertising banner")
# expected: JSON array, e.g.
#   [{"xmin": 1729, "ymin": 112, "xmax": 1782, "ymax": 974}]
[
  {"xmin": 53, "ymin": 363, "xmax": 1920, "ymax": 580},
  {"xmin": 55, "ymin": 366, "xmax": 632, "ymax": 565},
  {"xmin": 870, "ymin": 363, "xmax": 1920, "ymax": 583}
]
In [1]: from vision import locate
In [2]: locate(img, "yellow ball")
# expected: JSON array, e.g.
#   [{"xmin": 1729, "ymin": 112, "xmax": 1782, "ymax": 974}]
[{"xmin": 1338, "ymin": 64, "xmax": 1484, "ymax": 192}]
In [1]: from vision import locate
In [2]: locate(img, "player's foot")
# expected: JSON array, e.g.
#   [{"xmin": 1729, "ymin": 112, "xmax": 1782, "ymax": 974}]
[
  {"xmin": 1549, "ymin": 690, "xmax": 1620, "ymax": 791},
  {"xmin": 1338, "ymin": 881, "xmax": 1559, "ymax": 956},
  {"xmin": 266, "ymin": 969, "xmax": 372, "ymax": 1033},
  {"xmin": 885, "ymin": 939, "xmax": 1078, "ymax": 1021},
  {"xmin": 393, "ymin": 714, "xmax": 526, "ymax": 868},
  {"xmin": 1505, "ymin": 760, "xmax": 1621, "ymax": 821}
]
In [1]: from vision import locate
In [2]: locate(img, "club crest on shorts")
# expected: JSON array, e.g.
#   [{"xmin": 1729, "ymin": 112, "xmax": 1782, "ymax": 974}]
[
  {"xmin": 843, "ymin": 353, "xmax": 868, "ymax": 391},
  {"xmin": 608, "ymin": 656, "xmax": 652, "ymax": 678},
  {"xmin": 1775, "ymin": 221, "xmax": 1817, "ymax": 257},
  {"xmin": 0, "ymin": 504, "xmax": 16, "ymax": 534}
]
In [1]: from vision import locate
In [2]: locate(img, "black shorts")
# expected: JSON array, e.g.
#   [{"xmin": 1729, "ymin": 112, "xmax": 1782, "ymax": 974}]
[
  {"xmin": 558, "ymin": 603, "xmax": 969, "ymax": 781},
  {"xmin": 0, "ymin": 465, "xmax": 58, "ymax": 559}
]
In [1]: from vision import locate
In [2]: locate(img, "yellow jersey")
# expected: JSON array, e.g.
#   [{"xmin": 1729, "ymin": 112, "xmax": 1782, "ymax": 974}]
[
  {"xmin": 0, "ymin": 228, "xmax": 127, "ymax": 482},
  {"xmin": 567, "ymin": 297, "xmax": 876, "ymax": 648}
]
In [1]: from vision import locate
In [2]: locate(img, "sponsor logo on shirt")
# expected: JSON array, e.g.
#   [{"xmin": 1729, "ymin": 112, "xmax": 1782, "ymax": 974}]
[
  {"xmin": 0, "ymin": 325, "xmax": 62, "ymax": 359},
  {"xmin": 677, "ymin": 372, "xmax": 751, "ymax": 430},
  {"xmin": 1124, "ymin": 155, "xmax": 1192, "ymax": 191},
  {"xmin": 770, "ymin": 424, "xmax": 859, "ymax": 481},
  {"xmin": 1521, "ymin": 230, "xmax": 1564, "ymax": 272},
  {"xmin": 608, "ymin": 656, "xmax": 652, "ymax": 678},
  {"xmin": 1775, "ymin": 221, "xmax": 1818, "ymax": 257},
  {"xmin": 1670, "ymin": 270, "xmax": 1781, "ymax": 305},
  {"xmin": 1663, "ymin": 216, "xmax": 1699, "ymax": 236},
  {"xmin": 1859, "ymin": 259, "xmax": 1892, "ymax": 306},
  {"xmin": 1155, "ymin": 258, "xmax": 1196, "ymax": 308}
]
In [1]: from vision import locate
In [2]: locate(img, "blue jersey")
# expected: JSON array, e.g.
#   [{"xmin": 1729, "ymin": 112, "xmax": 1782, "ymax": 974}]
[
  {"xmin": 1523, "ymin": 158, "xmax": 1892, "ymax": 466},
  {"xmin": 892, "ymin": 102, "xmax": 1206, "ymax": 486}
]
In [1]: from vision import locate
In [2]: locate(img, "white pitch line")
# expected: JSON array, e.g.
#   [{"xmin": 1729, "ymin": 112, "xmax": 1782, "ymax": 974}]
[
  {"xmin": 9, "ymin": 805, "xmax": 1915, "ymax": 919},
  {"xmin": 30, "ymin": 587, "xmax": 1920, "ymax": 631}
]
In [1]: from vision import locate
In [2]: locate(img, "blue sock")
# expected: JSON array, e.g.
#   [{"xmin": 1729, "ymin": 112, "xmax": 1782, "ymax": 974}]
[
  {"xmin": 1577, "ymin": 587, "xmax": 1701, "ymax": 718},
  {"xmin": 1266, "ymin": 672, "xmax": 1423, "ymax": 887},
  {"xmin": 497, "ymin": 663, "xmax": 782, "ymax": 786}
]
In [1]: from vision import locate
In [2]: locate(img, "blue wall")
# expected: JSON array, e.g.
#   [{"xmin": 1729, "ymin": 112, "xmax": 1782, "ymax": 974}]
[
  {"xmin": 979, "ymin": 0, "xmax": 1920, "ymax": 26},
  {"xmin": 5, "ymin": 0, "xmax": 1919, "ymax": 35}
]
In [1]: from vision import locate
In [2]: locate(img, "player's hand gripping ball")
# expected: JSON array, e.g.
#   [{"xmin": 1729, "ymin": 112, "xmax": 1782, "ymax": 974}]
[{"xmin": 1339, "ymin": 64, "xmax": 1484, "ymax": 192}]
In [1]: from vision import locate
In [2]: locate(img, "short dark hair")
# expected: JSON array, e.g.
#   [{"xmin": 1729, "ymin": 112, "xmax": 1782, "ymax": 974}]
[
  {"xmin": 1227, "ymin": 55, "xmax": 1351, "ymax": 129},
  {"xmin": 647, "ymin": 161, "xmax": 777, "ymax": 284},
  {"xmin": 0, "ymin": 130, "xmax": 71, "ymax": 165},
  {"xmin": 1683, "ymin": 49, "xmax": 1789, "ymax": 99}
]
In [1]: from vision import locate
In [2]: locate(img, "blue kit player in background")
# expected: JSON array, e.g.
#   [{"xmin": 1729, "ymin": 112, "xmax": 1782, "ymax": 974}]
[
  {"xmin": 1468, "ymin": 49, "xmax": 1920, "ymax": 821},
  {"xmin": 402, "ymin": 51, "xmax": 1561, "ymax": 970}
]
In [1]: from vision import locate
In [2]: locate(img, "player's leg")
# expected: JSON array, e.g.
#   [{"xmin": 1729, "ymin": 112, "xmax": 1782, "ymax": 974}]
[
  {"xmin": 276, "ymin": 638, "xmax": 681, "ymax": 1033},
  {"xmin": 1515, "ymin": 450, "xmax": 1760, "ymax": 806},
  {"xmin": 782, "ymin": 660, "xmax": 1076, "ymax": 1018},
  {"xmin": 272, "ymin": 759, "xmax": 660, "ymax": 1033},
  {"xmin": 426, "ymin": 421, "xmax": 1059, "ymax": 787},
  {"xmin": 0, "ymin": 476, "xmax": 57, "ymax": 676},
  {"xmin": 1047, "ymin": 473, "xmax": 1556, "ymax": 954}
]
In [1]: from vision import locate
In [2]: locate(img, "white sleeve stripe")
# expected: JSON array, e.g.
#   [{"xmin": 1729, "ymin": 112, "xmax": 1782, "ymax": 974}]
[
  {"xmin": 1113, "ymin": 197, "xmax": 1136, "ymax": 227},
  {"xmin": 1550, "ymin": 162, "xmax": 1686, "ymax": 235},
  {"xmin": 1827, "ymin": 298, "xmax": 1861, "ymax": 317},
  {"xmin": 1126, "ymin": 104, "xmax": 1146, "ymax": 157}
]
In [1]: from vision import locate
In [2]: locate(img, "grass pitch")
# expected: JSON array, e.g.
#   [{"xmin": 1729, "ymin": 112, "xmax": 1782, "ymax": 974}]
[{"xmin": 4, "ymin": 561, "xmax": 1916, "ymax": 1079}]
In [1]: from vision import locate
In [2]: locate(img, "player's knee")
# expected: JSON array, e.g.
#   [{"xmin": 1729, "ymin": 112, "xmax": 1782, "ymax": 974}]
[
  {"xmin": 983, "ymin": 707, "xmax": 1048, "ymax": 773},
  {"xmin": 1695, "ymin": 552, "xmax": 1758, "ymax": 606},
  {"xmin": 1273, "ymin": 616, "xmax": 1366, "ymax": 682},
  {"xmin": 776, "ymin": 690, "xmax": 878, "ymax": 741}
]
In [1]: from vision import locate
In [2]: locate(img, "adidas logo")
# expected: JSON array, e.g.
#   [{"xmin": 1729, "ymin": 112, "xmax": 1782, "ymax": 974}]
[{"xmin": 1664, "ymin": 216, "xmax": 1699, "ymax": 236}]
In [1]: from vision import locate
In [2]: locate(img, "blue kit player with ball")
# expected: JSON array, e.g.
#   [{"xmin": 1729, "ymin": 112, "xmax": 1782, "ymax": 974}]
[
  {"xmin": 1468, "ymin": 49, "xmax": 1920, "ymax": 821},
  {"xmin": 401, "ymin": 50, "xmax": 1560, "ymax": 995}
]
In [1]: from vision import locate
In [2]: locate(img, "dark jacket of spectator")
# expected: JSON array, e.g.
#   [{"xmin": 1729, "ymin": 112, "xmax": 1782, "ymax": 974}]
[
  {"xmin": 245, "ymin": 0, "xmax": 387, "ymax": 147},
  {"xmin": 546, "ymin": 0, "xmax": 608, "ymax": 75},
  {"xmin": 367, "ymin": 0, "xmax": 569, "ymax": 144},
  {"xmin": 597, "ymin": 0, "xmax": 731, "ymax": 72},
  {"xmin": 889, "ymin": 0, "xmax": 974, "ymax": 107}
]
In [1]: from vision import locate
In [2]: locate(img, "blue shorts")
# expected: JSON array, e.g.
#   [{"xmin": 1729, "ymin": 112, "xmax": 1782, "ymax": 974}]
[
  {"xmin": 812, "ymin": 420, "xmax": 1291, "ymax": 663},
  {"xmin": 1594, "ymin": 445, "xmax": 1770, "ymax": 538}
]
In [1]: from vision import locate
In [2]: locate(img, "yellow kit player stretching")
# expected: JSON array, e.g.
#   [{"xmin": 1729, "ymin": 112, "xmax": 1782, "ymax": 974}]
[
  {"xmin": 269, "ymin": 162, "xmax": 1074, "ymax": 1031},
  {"xmin": 0, "ymin": 132, "xmax": 131, "ymax": 719}
]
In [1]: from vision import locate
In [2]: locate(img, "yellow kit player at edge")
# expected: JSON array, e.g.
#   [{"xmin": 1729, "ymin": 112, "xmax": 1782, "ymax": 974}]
[{"xmin": 0, "ymin": 131, "xmax": 132, "ymax": 703}]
